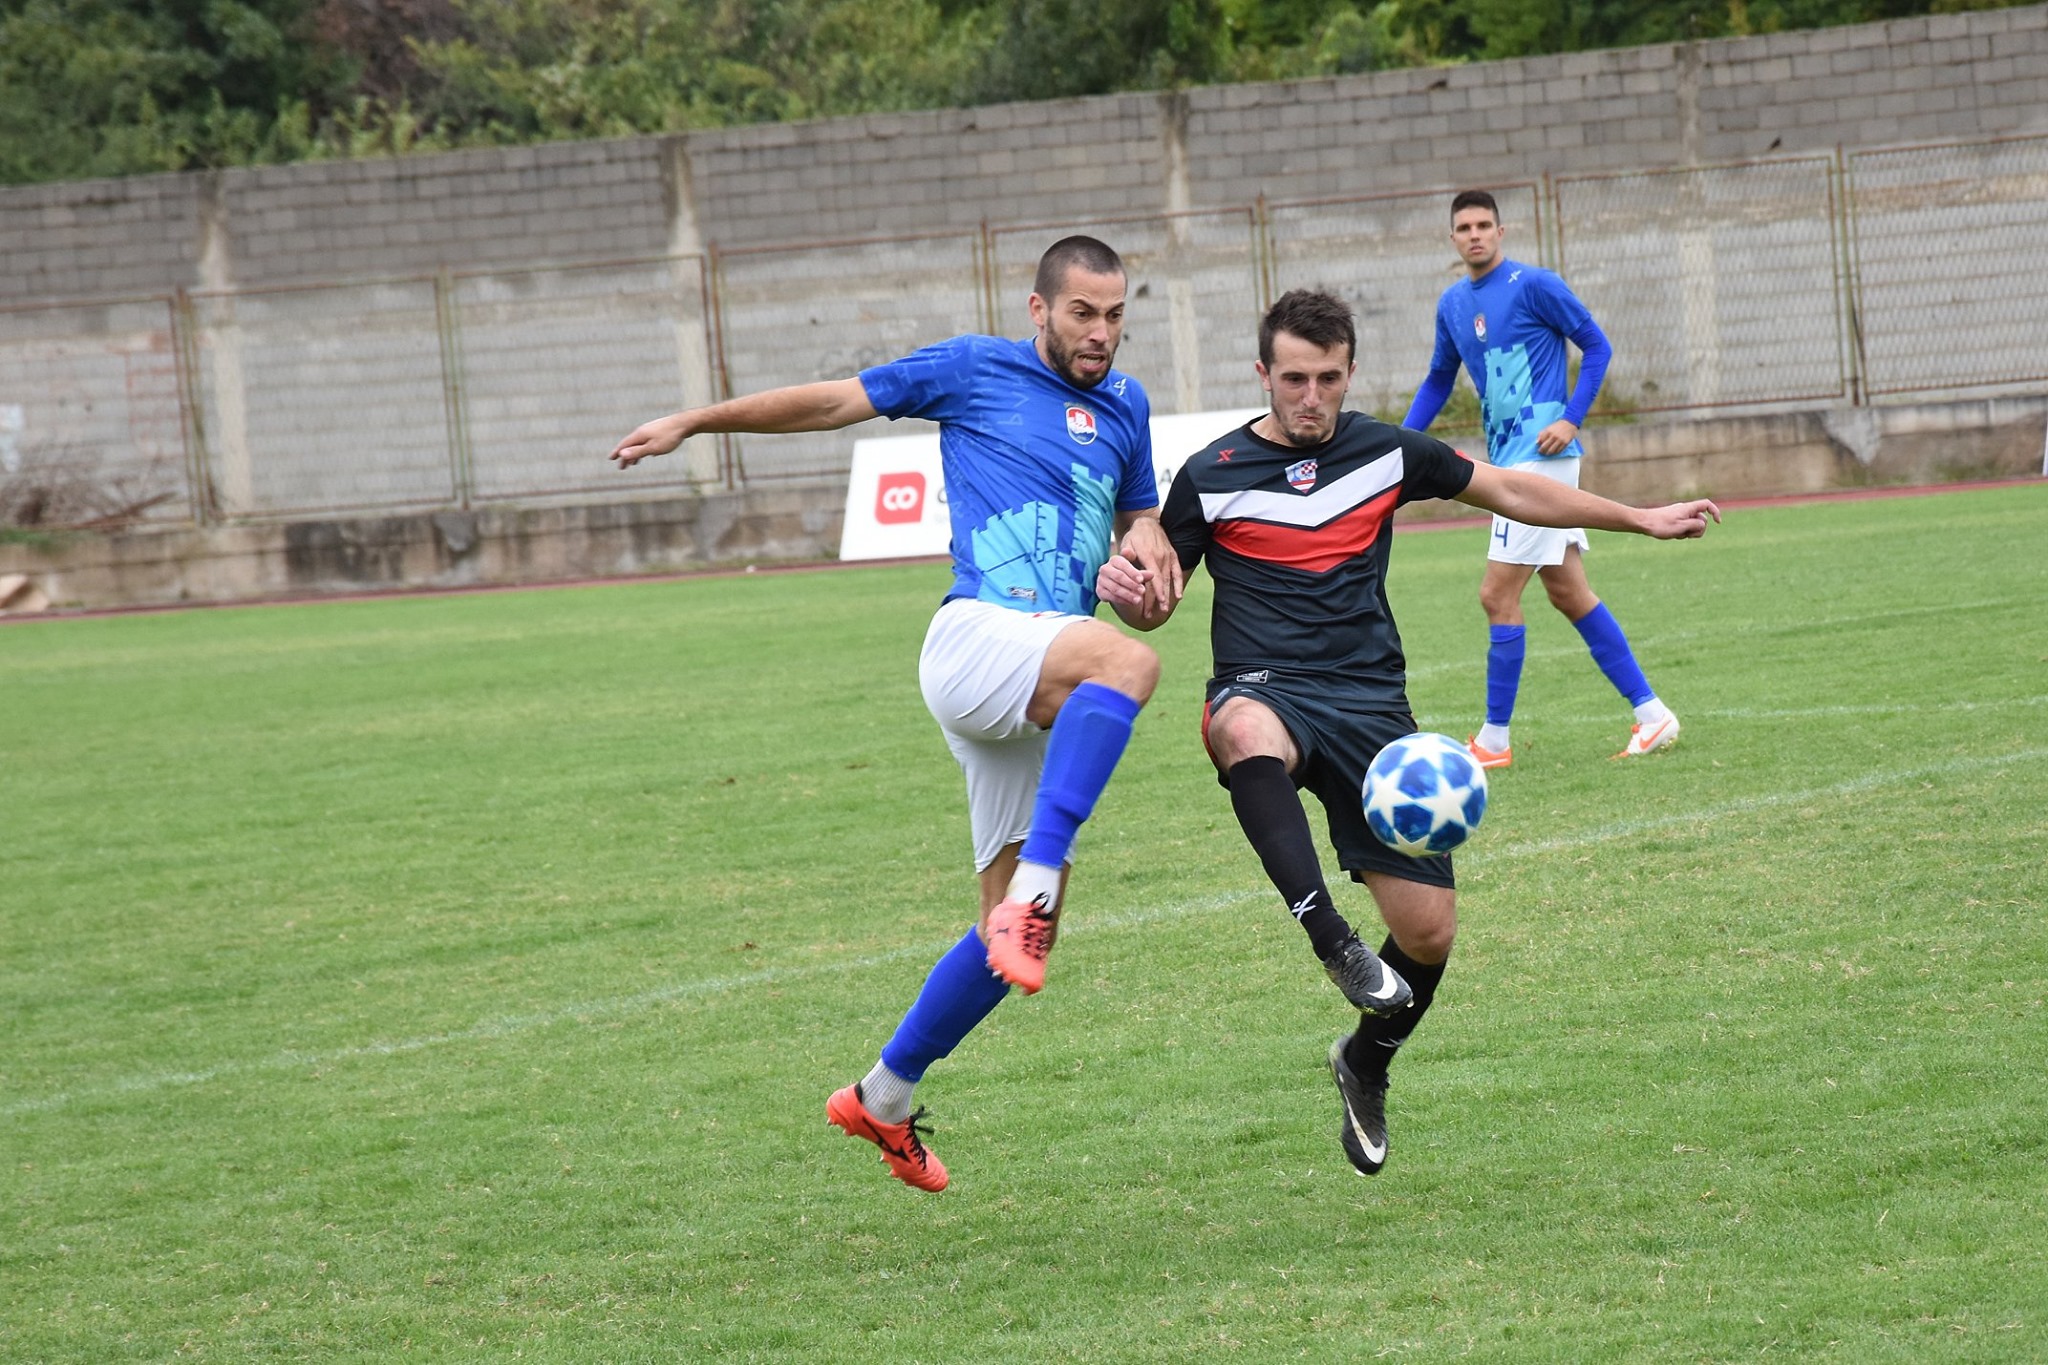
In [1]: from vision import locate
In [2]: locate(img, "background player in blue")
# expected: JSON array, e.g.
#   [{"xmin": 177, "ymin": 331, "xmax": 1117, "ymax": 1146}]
[
  {"xmin": 610, "ymin": 237, "xmax": 1184, "ymax": 1191},
  {"xmin": 1404, "ymin": 189, "xmax": 1683, "ymax": 769},
  {"xmin": 1100, "ymin": 289, "xmax": 1718, "ymax": 1177}
]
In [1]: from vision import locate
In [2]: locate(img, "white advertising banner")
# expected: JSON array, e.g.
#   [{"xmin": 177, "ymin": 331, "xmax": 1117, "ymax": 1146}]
[{"xmin": 839, "ymin": 407, "xmax": 1267, "ymax": 562}]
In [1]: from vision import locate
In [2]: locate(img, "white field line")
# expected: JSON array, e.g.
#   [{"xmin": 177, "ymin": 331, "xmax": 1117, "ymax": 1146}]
[
  {"xmin": 1414, "ymin": 694, "xmax": 2048, "ymax": 732},
  {"xmin": 6, "ymin": 747, "xmax": 2041, "ymax": 1120},
  {"xmin": 1399, "ymin": 594, "xmax": 2032, "ymax": 683}
]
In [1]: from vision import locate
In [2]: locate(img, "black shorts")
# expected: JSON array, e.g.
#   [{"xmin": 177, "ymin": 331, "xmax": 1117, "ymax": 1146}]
[{"xmin": 1202, "ymin": 671, "xmax": 1456, "ymax": 890}]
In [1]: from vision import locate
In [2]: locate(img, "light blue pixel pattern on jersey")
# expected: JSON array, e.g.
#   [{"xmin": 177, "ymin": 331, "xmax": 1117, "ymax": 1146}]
[
  {"xmin": 860, "ymin": 334, "xmax": 1156, "ymax": 614},
  {"xmin": 1428, "ymin": 259, "xmax": 1593, "ymax": 468}
]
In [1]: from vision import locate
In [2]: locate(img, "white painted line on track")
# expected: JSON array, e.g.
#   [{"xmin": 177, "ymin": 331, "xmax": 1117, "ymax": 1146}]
[{"xmin": 8, "ymin": 749, "xmax": 2042, "ymax": 1119}]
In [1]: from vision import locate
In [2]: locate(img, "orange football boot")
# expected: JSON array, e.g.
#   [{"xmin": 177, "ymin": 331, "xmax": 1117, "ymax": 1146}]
[
  {"xmin": 1466, "ymin": 736, "xmax": 1513, "ymax": 770},
  {"xmin": 826, "ymin": 1084, "xmax": 948, "ymax": 1192},
  {"xmin": 983, "ymin": 893, "xmax": 1056, "ymax": 994}
]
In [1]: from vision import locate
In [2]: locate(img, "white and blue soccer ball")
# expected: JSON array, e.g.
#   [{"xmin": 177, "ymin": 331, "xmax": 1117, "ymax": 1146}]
[{"xmin": 1362, "ymin": 732, "xmax": 1488, "ymax": 857}]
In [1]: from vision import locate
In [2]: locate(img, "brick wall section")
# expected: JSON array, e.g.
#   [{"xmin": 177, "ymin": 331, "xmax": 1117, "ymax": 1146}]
[
  {"xmin": 218, "ymin": 139, "xmax": 675, "ymax": 289},
  {"xmin": 0, "ymin": 173, "xmax": 202, "ymax": 302},
  {"xmin": 0, "ymin": 5, "xmax": 2043, "ymax": 303}
]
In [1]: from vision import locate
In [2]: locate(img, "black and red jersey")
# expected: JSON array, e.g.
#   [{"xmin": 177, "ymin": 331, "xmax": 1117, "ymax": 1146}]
[{"xmin": 1161, "ymin": 410, "xmax": 1475, "ymax": 707}]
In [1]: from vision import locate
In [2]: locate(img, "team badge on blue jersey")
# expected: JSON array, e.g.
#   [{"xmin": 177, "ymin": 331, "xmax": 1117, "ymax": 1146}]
[
  {"xmin": 1285, "ymin": 458, "xmax": 1319, "ymax": 491},
  {"xmin": 1474, "ymin": 313, "xmax": 1488, "ymax": 342},
  {"xmin": 1065, "ymin": 405, "xmax": 1098, "ymax": 444}
]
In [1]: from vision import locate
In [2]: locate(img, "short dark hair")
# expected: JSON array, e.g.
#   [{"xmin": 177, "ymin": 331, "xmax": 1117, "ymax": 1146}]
[
  {"xmin": 1034, "ymin": 235, "xmax": 1125, "ymax": 300},
  {"xmin": 1259, "ymin": 289, "xmax": 1356, "ymax": 367},
  {"xmin": 1451, "ymin": 189, "xmax": 1500, "ymax": 222}
]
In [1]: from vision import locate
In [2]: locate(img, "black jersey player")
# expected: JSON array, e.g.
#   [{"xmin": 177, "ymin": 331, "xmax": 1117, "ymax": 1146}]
[{"xmin": 1096, "ymin": 289, "xmax": 1718, "ymax": 1176}]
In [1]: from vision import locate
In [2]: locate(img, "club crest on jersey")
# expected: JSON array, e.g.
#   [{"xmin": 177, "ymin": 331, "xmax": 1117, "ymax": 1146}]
[
  {"xmin": 1065, "ymin": 405, "xmax": 1098, "ymax": 445},
  {"xmin": 1474, "ymin": 312, "xmax": 1488, "ymax": 342},
  {"xmin": 1285, "ymin": 458, "xmax": 1318, "ymax": 491}
]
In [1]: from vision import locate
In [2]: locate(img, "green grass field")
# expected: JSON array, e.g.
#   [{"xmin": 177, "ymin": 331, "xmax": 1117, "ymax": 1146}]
[{"xmin": 5, "ymin": 483, "xmax": 2045, "ymax": 1362}]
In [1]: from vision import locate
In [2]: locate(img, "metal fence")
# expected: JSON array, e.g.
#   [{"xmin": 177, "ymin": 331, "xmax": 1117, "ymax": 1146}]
[{"xmin": 4, "ymin": 131, "xmax": 2044, "ymax": 528}]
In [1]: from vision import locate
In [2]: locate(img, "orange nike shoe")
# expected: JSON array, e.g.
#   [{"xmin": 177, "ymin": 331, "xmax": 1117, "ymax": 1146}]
[
  {"xmin": 984, "ymin": 894, "xmax": 1056, "ymax": 994},
  {"xmin": 1466, "ymin": 736, "xmax": 1513, "ymax": 770},
  {"xmin": 826, "ymin": 1084, "xmax": 948, "ymax": 1192},
  {"xmin": 1614, "ymin": 713, "xmax": 1681, "ymax": 758}
]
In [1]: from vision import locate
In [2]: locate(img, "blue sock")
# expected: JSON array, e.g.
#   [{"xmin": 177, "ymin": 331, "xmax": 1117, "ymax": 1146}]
[
  {"xmin": 1572, "ymin": 602, "xmax": 1654, "ymax": 707},
  {"xmin": 1018, "ymin": 681, "xmax": 1143, "ymax": 869},
  {"xmin": 880, "ymin": 927, "xmax": 1010, "ymax": 1083},
  {"xmin": 1486, "ymin": 624, "xmax": 1527, "ymax": 726}
]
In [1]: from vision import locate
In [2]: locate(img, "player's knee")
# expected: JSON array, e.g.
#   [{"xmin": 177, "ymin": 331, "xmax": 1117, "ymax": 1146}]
[
  {"xmin": 1394, "ymin": 916, "xmax": 1456, "ymax": 964},
  {"xmin": 1096, "ymin": 635, "xmax": 1160, "ymax": 703},
  {"xmin": 1478, "ymin": 585, "xmax": 1519, "ymax": 620}
]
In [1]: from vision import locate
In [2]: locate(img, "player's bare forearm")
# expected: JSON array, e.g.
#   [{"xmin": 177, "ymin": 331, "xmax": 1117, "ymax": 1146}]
[
  {"xmin": 1458, "ymin": 464, "xmax": 1720, "ymax": 539},
  {"xmin": 610, "ymin": 378, "xmax": 876, "ymax": 467}
]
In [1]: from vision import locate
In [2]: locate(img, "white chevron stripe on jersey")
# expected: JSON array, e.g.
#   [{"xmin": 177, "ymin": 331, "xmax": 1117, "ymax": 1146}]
[{"xmin": 1196, "ymin": 446, "xmax": 1406, "ymax": 528}]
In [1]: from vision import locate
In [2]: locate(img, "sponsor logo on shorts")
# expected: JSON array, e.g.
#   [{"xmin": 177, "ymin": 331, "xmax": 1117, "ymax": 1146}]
[
  {"xmin": 1066, "ymin": 406, "xmax": 1098, "ymax": 445},
  {"xmin": 875, "ymin": 471, "xmax": 925, "ymax": 524},
  {"xmin": 1285, "ymin": 459, "xmax": 1318, "ymax": 491},
  {"xmin": 1233, "ymin": 669, "xmax": 1271, "ymax": 684}
]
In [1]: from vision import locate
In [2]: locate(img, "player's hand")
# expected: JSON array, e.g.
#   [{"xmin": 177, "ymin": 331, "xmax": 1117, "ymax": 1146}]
[
  {"xmin": 1534, "ymin": 419, "xmax": 1579, "ymax": 456},
  {"xmin": 1096, "ymin": 554, "xmax": 1153, "ymax": 611},
  {"xmin": 1644, "ymin": 498, "xmax": 1721, "ymax": 539},
  {"xmin": 610, "ymin": 414, "xmax": 692, "ymax": 468},
  {"xmin": 1117, "ymin": 517, "xmax": 1185, "ymax": 612}
]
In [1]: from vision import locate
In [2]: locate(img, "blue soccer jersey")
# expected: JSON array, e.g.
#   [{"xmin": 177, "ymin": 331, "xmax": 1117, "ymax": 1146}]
[
  {"xmin": 1410, "ymin": 259, "xmax": 1610, "ymax": 469},
  {"xmin": 860, "ymin": 335, "xmax": 1158, "ymax": 615}
]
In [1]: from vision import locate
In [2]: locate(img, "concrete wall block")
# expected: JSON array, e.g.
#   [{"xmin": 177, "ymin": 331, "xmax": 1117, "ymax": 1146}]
[{"xmin": 1990, "ymin": 28, "xmax": 2048, "ymax": 57}]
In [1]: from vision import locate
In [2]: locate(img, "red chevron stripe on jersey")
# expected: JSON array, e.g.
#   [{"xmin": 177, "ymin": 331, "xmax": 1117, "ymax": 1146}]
[{"xmin": 1211, "ymin": 485, "xmax": 1401, "ymax": 574}]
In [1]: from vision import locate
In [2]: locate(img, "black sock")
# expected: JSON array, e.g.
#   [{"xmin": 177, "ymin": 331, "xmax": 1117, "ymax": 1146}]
[
  {"xmin": 1348, "ymin": 936, "xmax": 1448, "ymax": 1080},
  {"xmin": 1226, "ymin": 755, "xmax": 1353, "ymax": 960}
]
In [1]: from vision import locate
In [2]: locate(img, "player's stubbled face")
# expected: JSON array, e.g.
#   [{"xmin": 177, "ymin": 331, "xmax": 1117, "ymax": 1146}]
[
  {"xmin": 1260, "ymin": 331, "xmax": 1354, "ymax": 447},
  {"xmin": 1036, "ymin": 267, "xmax": 1127, "ymax": 389},
  {"xmin": 1452, "ymin": 208, "xmax": 1504, "ymax": 272}
]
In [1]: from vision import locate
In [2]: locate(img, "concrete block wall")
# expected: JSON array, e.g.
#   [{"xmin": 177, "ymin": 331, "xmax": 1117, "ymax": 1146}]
[
  {"xmin": 2, "ymin": 6, "xmax": 2044, "ymax": 306},
  {"xmin": 4, "ymin": 395, "xmax": 2039, "ymax": 611}
]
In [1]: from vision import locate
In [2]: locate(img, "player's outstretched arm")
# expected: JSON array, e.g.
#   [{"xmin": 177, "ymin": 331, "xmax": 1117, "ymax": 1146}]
[
  {"xmin": 1459, "ymin": 463, "xmax": 1720, "ymax": 540},
  {"xmin": 1097, "ymin": 511, "xmax": 1186, "ymax": 631},
  {"xmin": 610, "ymin": 378, "xmax": 877, "ymax": 468}
]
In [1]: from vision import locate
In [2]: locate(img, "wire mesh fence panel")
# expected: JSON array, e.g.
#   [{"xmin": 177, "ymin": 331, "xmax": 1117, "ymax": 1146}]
[
  {"xmin": 989, "ymin": 211, "xmax": 1266, "ymax": 416},
  {"xmin": 1848, "ymin": 134, "xmax": 2048, "ymax": 399},
  {"xmin": 0, "ymin": 297, "xmax": 190, "ymax": 526},
  {"xmin": 455, "ymin": 258, "xmax": 717, "ymax": 502},
  {"xmin": 1556, "ymin": 157, "xmax": 1848, "ymax": 413},
  {"xmin": 187, "ymin": 280, "xmax": 455, "ymax": 518},
  {"xmin": 1264, "ymin": 184, "xmax": 1543, "ymax": 421},
  {"xmin": 712, "ymin": 232, "xmax": 984, "ymax": 483}
]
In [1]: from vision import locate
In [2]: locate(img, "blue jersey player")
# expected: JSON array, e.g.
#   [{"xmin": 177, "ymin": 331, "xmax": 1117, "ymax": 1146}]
[
  {"xmin": 1404, "ymin": 190, "xmax": 1683, "ymax": 767},
  {"xmin": 611, "ymin": 237, "xmax": 1185, "ymax": 1192}
]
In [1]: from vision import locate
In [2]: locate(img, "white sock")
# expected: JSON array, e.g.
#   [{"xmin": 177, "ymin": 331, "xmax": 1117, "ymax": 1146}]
[
  {"xmin": 860, "ymin": 1060, "xmax": 915, "ymax": 1124},
  {"xmin": 1633, "ymin": 698, "xmax": 1672, "ymax": 728},
  {"xmin": 1004, "ymin": 859, "xmax": 1062, "ymax": 911},
  {"xmin": 1476, "ymin": 722, "xmax": 1510, "ymax": 752}
]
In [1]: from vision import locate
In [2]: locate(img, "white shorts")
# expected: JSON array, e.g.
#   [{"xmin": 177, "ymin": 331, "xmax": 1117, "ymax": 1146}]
[
  {"xmin": 918, "ymin": 597, "xmax": 1090, "ymax": 872},
  {"xmin": 1487, "ymin": 456, "xmax": 1590, "ymax": 567}
]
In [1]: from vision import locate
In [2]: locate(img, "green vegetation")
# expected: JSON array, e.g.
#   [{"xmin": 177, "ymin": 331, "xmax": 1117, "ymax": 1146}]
[
  {"xmin": 4, "ymin": 484, "xmax": 2044, "ymax": 1360},
  {"xmin": 1, "ymin": 0, "xmax": 2030, "ymax": 185}
]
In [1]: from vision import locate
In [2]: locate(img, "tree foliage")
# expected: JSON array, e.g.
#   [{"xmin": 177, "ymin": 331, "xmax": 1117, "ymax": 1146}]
[{"xmin": 0, "ymin": 0, "xmax": 2026, "ymax": 185}]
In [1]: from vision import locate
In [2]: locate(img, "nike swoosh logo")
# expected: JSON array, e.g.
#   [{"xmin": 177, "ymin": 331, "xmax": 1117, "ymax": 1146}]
[
  {"xmin": 1637, "ymin": 719, "xmax": 1674, "ymax": 748},
  {"xmin": 1342, "ymin": 1098, "xmax": 1387, "ymax": 1164},
  {"xmin": 1363, "ymin": 971, "xmax": 1398, "ymax": 1001}
]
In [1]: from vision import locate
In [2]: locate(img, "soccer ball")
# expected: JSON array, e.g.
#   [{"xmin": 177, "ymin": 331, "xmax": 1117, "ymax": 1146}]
[{"xmin": 1362, "ymin": 732, "xmax": 1488, "ymax": 857}]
